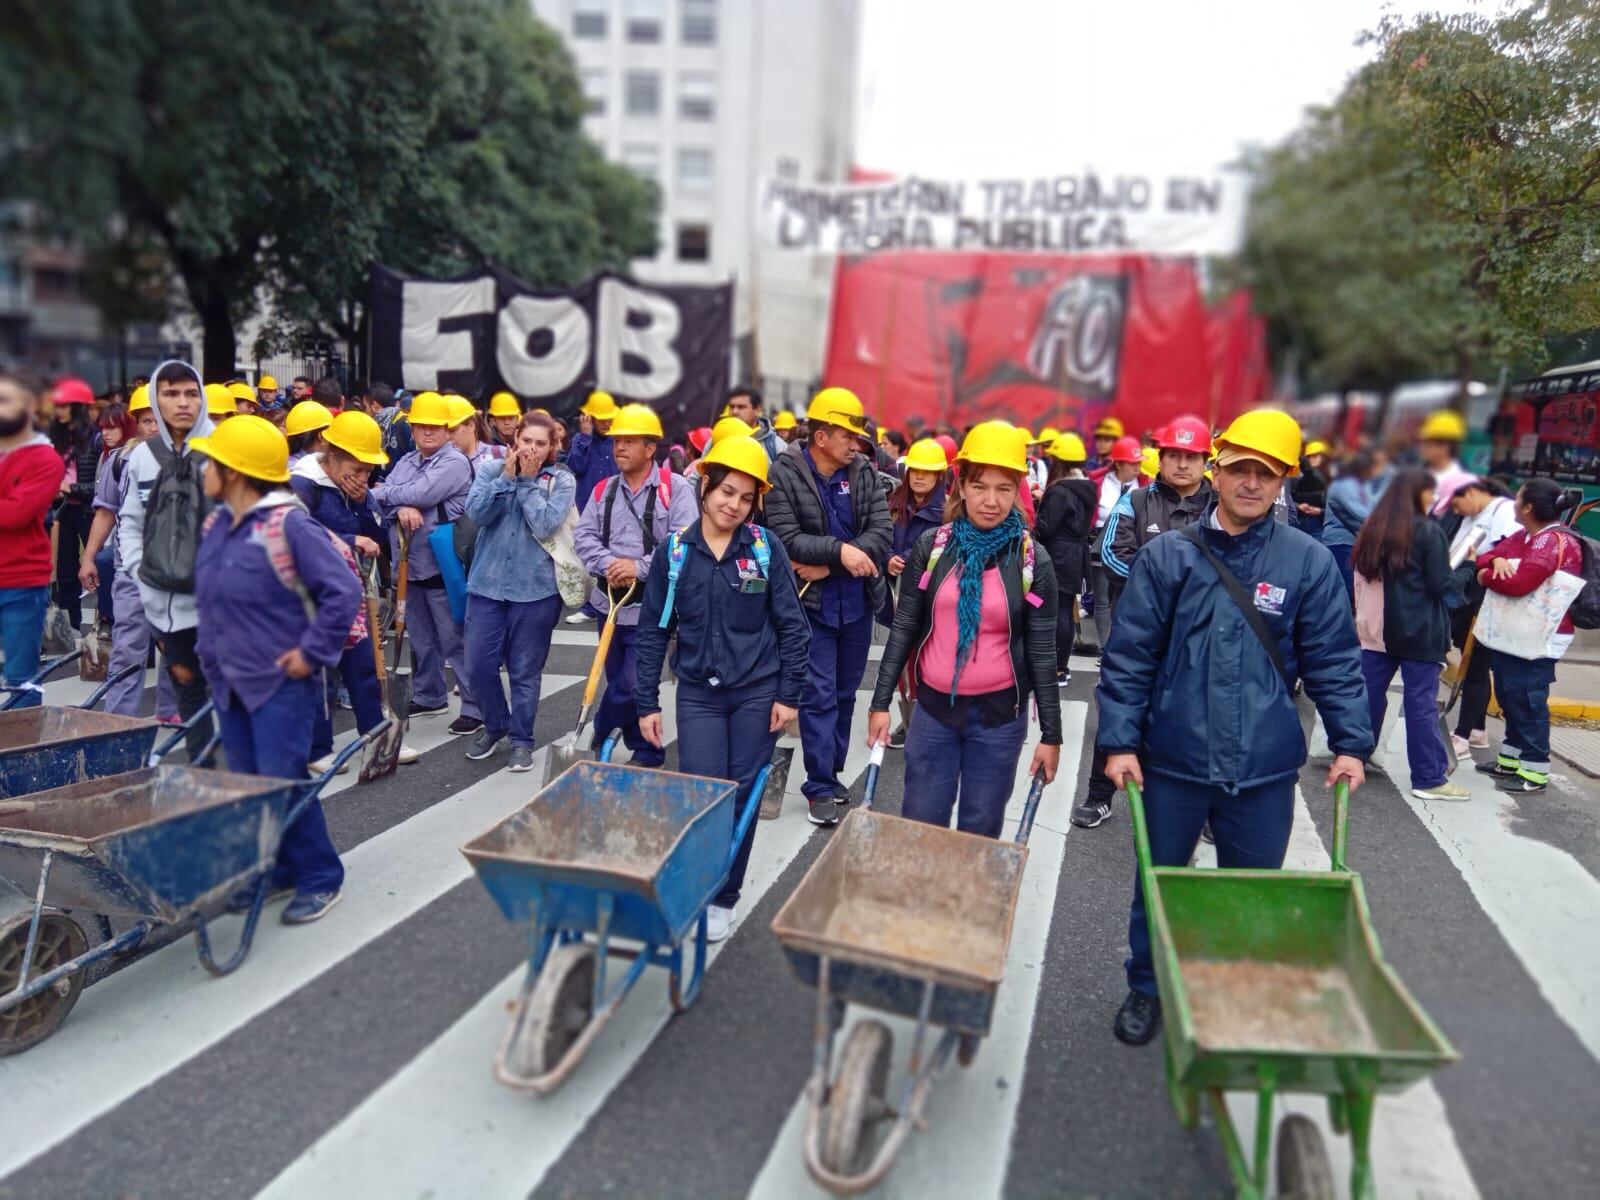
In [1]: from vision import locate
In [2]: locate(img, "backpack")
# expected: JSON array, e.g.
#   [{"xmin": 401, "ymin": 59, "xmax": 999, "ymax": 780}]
[
  {"xmin": 917, "ymin": 522, "xmax": 1041, "ymax": 607},
  {"xmin": 139, "ymin": 439, "xmax": 210, "ymax": 593},
  {"xmin": 1566, "ymin": 531, "xmax": 1600, "ymax": 630},
  {"xmin": 658, "ymin": 524, "xmax": 771, "ymax": 628},
  {"xmin": 594, "ymin": 467, "xmax": 674, "ymax": 554}
]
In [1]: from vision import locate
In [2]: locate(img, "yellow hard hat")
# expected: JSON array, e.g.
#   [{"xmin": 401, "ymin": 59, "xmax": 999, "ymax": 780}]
[
  {"xmin": 699, "ymin": 434, "xmax": 772, "ymax": 492},
  {"xmin": 581, "ymin": 390, "xmax": 619, "ymax": 420},
  {"xmin": 1304, "ymin": 440, "xmax": 1329, "ymax": 457},
  {"xmin": 1038, "ymin": 425, "xmax": 1061, "ymax": 445},
  {"xmin": 257, "ymin": 374, "xmax": 278, "ymax": 392},
  {"xmin": 1214, "ymin": 409, "xmax": 1302, "ymax": 477},
  {"xmin": 1141, "ymin": 446, "xmax": 1161, "ymax": 477},
  {"xmin": 444, "ymin": 396, "xmax": 477, "ymax": 429},
  {"xmin": 128, "ymin": 384, "xmax": 150, "ymax": 414},
  {"xmin": 189, "ymin": 414, "xmax": 289, "ymax": 483},
  {"xmin": 772, "ymin": 411, "xmax": 797, "ymax": 431},
  {"xmin": 609, "ymin": 403, "xmax": 665, "ymax": 440},
  {"xmin": 711, "ymin": 415, "xmax": 754, "ymax": 444},
  {"xmin": 902, "ymin": 438, "xmax": 950, "ymax": 474},
  {"xmin": 323, "ymin": 410, "xmax": 389, "ymax": 465},
  {"xmin": 1419, "ymin": 410, "xmax": 1466, "ymax": 442},
  {"xmin": 956, "ymin": 420, "xmax": 1029, "ymax": 474},
  {"xmin": 1047, "ymin": 431, "xmax": 1088, "ymax": 462},
  {"xmin": 285, "ymin": 400, "xmax": 335, "ymax": 438},
  {"xmin": 407, "ymin": 391, "xmax": 452, "ymax": 427},
  {"xmin": 227, "ymin": 381, "xmax": 257, "ymax": 404},
  {"xmin": 1093, "ymin": 416, "xmax": 1125, "ymax": 438},
  {"xmin": 806, "ymin": 386, "xmax": 868, "ymax": 433},
  {"xmin": 488, "ymin": 391, "xmax": 521, "ymax": 419},
  {"xmin": 204, "ymin": 382, "xmax": 237, "ymax": 416}
]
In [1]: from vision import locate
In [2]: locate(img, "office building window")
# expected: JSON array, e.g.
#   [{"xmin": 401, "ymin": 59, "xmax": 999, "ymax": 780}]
[
  {"xmin": 625, "ymin": 70, "xmax": 660, "ymax": 117},
  {"xmin": 622, "ymin": 144, "xmax": 660, "ymax": 180},
  {"xmin": 677, "ymin": 147, "xmax": 713, "ymax": 191},
  {"xmin": 682, "ymin": 0, "xmax": 716, "ymax": 45},
  {"xmin": 678, "ymin": 73, "xmax": 714, "ymax": 122},
  {"xmin": 573, "ymin": 0, "xmax": 607, "ymax": 39},
  {"xmin": 626, "ymin": 0, "xmax": 662, "ymax": 43},
  {"xmin": 676, "ymin": 224, "xmax": 711, "ymax": 263},
  {"xmin": 580, "ymin": 69, "xmax": 607, "ymax": 116}
]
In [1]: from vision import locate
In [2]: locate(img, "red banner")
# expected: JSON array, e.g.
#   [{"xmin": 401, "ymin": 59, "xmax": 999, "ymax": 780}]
[{"xmin": 822, "ymin": 252, "xmax": 1263, "ymax": 437}]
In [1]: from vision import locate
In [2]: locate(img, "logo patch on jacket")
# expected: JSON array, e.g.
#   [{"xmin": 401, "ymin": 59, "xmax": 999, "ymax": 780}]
[
  {"xmin": 1254, "ymin": 582, "xmax": 1287, "ymax": 614},
  {"xmin": 1145, "ymin": 523, "xmax": 1160, "ymax": 533}
]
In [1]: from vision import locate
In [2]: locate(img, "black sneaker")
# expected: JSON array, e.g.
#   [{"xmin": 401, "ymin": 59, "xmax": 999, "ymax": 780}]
[
  {"xmin": 1476, "ymin": 758, "xmax": 1520, "ymax": 779},
  {"xmin": 1070, "ymin": 800, "xmax": 1111, "ymax": 828},
  {"xmin": 831, "ymin": 783, "xmax": 853, "ymax": 809},
  {"xmin": 1057, "ymin": 669, "xmax": 1071, "ymax": 688},
  {"xmin": 1495, "ymin": 774, "xmax": 1547, "ymax": 795},
  {"xmin": 410, "ymin": 700, "xmax": 449, "ymax": 716},
  {"xmin": 1113, "ymin": 989, "xmax": 1162, "ymax": 1046},
  {"xmin": 448, "ymin": 715, "xmax": 483, "ymax": 736},
  {"xmin": 888, "ymin": 727, "xmax": 907, "ymax": 749},
  {"xmin": 807, "ymin": 798, "xmax": 842, "ymax": 826}
]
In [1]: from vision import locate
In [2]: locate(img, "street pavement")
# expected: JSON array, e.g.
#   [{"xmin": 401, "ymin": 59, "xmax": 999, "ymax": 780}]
[{"xmin": 3, "ymin": 630, "xmax": 1599, "ymax": 1199}]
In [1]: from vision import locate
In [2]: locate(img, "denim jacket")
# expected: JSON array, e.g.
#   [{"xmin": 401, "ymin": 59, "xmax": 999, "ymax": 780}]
[{"xmin": 464, "ymin": 461, "xmax": 576, "ymax": 603}]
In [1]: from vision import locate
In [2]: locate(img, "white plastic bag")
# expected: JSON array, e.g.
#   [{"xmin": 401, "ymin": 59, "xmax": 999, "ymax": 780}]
[
  {"xmin": 539, "ymin": 503, "xmax": 589, "ymax": 608},
  {"xmin": 1474, "ymin": 564, "xmax": 1585, "ymax": 660}
]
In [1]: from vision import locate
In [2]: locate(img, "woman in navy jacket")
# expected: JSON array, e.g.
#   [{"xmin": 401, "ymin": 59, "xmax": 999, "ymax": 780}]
[
  {"xmin": 193, "ymin": 416, "xmax": 362, "ymax": 926},
  {"xmin": 634, "ymin": 435, "xmax": 810, "ymax": 944}
]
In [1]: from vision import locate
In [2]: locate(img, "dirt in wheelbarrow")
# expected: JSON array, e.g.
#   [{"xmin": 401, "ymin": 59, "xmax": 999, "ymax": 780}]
[{"xmin": 1183, "ymin": 959, "xmax": 1381, "ymax": 1055}]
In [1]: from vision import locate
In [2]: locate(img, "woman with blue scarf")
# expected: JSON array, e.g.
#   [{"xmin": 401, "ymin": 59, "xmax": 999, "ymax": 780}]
[{"xmin": 867, "ymin": 422, "xmax": 1063, "ymax": 837}]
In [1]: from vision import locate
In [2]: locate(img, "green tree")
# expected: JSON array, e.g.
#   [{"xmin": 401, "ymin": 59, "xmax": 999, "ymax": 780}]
[
  {"xmin": 0, "ymin": 0, "xmax": 657, "ymax": 380},
  {"xmin": 1239, "ymin": 0, "xmax": 1600, "ymax": 393}
]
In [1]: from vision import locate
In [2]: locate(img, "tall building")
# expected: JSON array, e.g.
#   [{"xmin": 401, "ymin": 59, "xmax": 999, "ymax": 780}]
[{"xmin": 531, "ymin": 0, "xmax": 861, "ymax": 410}]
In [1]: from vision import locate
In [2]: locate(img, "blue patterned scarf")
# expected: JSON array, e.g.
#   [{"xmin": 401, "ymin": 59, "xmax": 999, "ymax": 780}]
[{"xmin": 948, "ymin": 509, "xmax": 1025, "ymax": 697}]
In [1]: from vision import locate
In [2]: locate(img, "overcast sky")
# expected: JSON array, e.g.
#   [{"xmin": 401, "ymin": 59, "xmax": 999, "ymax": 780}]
[{"xmin": 856, "ymin": 0, "xmax": 1489, "ymax": 174}]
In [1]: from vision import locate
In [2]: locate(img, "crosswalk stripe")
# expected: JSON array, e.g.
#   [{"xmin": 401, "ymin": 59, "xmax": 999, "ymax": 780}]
[
  {"xmin": 0, "ymin": 673, "xmax": 583, "ymax": 1178},
  {"xmin": 747, "ymin": 703, "xmax": 1087, "ymax": 1200},
  {"xmin": 257, "ymin": 694, "xmax": 879, "ymax": 1199}
]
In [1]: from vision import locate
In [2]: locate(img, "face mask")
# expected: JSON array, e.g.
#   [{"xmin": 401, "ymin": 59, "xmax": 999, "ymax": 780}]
[{"xmin": 0, "ymin": 412, "xmax": 31, "ymax": 437}]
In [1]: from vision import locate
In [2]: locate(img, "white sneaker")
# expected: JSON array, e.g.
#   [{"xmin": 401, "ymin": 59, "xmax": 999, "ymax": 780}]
[
  {"xmin": 309, "ymin": 753, "xmax": 349, "ymax": 776},
  {"xmin": 1413, "ymin": 781, "xmax": 1472, "ymax": 802},
  {"xmin": 706, "ymin": 905, "xmax": 735, "ymax": 943},
  {"xmin": 397, "ymin": 744, "xmax": 421, "ymax": 765},
  {"xmin": 1450, "ymin": 733, "xmax": 1472, "ymax": 760},
  {"xmin": 1468, "ymin": 729, "xmax": 1490, "ymax": 749},
  {"xmin": 564, "ymin": 611, "xmax": 593, "ymax": 625}
]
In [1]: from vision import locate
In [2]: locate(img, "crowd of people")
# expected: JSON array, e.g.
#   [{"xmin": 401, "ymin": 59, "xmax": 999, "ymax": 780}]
[{"xmin": 1, "ymin": 365, "xmax": 1590, "ymax": 1039}]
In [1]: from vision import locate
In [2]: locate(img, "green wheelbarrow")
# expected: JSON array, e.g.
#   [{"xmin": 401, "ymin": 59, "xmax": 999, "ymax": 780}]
[{"xmin": 1129, "ymin": 779, "xmax": 1458, "ymax": 1199}]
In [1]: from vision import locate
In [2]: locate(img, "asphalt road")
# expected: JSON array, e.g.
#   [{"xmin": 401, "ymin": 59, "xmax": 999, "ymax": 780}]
[{"xmin": 3, "ymin": 633, "xmax": 1598, "ymax": 1199}]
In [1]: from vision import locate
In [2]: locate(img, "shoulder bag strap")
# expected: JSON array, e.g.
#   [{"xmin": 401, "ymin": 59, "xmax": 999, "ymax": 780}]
[{"xmin": 1181, "ymin": 525, "xmax": 1294, "ymax": 691}]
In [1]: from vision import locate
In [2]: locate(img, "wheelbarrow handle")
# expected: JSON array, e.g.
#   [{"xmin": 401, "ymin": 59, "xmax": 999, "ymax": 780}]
[
  {"xmin": 725, "ymin": 761, "xmax": 772, "ymax": 875},
  {"xmin": 287, "ymin": 718, "xmax": 394, "ymax": 825},
  {"xmin": 597, "ymin": 731, "xmax": 620, "ymax": 762},
  {"xmin": 78, "ymin": 661, "xmax": 145, "ymax": 711},
  {"xmin": 1331, "ymin": 779, "xmax": 1351, "ymax": 874},
  {"xmin": 859, "ymin": 742, "xmax": 887, "ymax": 812},
  {"xmin": 146, "ymin": 700, "xmax": 217, "ymax": 766},
  {"xmin": 1012, "ymin": 769, "xmax": 1048, "ymax": 846},
  {"xmin": 0, "ymin": 648, "xmax": 85, "ymax": 707}
]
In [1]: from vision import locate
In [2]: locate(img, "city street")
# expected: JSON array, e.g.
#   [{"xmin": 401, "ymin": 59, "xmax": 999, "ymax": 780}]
[{"xmin": 3, "ymin": 634, "xmax": 1597, "ymax": 1199}]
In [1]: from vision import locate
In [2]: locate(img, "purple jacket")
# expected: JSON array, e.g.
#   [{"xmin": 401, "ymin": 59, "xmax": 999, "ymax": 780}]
[
  {"xmin": 196, "ymin": 495, "xmax": 362, "ymax": 713},
  {"xmin": 369, "ymin": 443, "xmax": 473, "ymax": 580}
]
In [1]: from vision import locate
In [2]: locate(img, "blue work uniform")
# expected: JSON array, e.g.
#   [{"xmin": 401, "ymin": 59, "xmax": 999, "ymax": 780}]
[{"xmin": 565, "ymin": 430, "xmax": 618, "ymax": 513}]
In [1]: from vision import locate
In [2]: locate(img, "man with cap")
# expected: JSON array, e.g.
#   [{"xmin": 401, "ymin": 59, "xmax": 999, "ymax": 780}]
[
  {"xmin": 567, "ymin": 390, "xmax": 620, "ymax": 513},
  {"xmin": 772, "ymin": 410, "xmax": 799, "ymax": 444},
  {"xmin": 1417, "ymin": 409, "xmax": 1474, "ymax": 516},
  {"xmin": 572, "ymin": 403, "xmax": 696, "ymax": 766},
  {"xmin": 725, "ymin": 385, "xmax": 783, "ymax": 461},
  {"xmin": 1097, "ymin": 408, "xmax": 1372, "ymax": 1047},
  {"xmin": 1086, "ymin": 434, "xmax": 1144, "ymax": 651},
  {"xmin": 766, "ymin": 386, "xmax": 892, "ymax": 826},
  {"xmin": 487, "ymin": 391, "xmax": 522, "ymax": 447},
  {"xmin": 1087, "ymin": 415, "xmax": 1124, "ymax": 472},
  {"xmin": 256, "ymin": 374, "xmax": 281, "ymax": 409}
]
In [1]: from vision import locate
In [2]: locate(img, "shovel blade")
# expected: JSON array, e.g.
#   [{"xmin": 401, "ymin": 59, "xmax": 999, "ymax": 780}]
[
  {"xmin": 359, "ymin": 712, "xmax": 408, "ymax": 783},
  {"xmin": 759, "ymin": 746, "xmax": 794, "ymax": 821},
  {"xmin": 388, "ymin": 661, "xmax": 413, "ymax": 724},
  {"xmin": 543, "ymin": 734, "xmax": 591, "ymax": 787}
]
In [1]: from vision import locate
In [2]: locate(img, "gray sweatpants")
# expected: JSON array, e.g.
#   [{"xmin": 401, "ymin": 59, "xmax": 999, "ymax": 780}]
[
  {"xmin": 407, "ymin": 583, "xmax": 480, "ymax": 719},
  {"xmin": 105, "ymin": 570, "xmax": 179, "ymax": 718}
]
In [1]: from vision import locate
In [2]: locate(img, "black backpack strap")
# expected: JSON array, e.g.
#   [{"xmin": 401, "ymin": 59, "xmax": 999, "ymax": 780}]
[
  {"xmin": 601, "ymin": 476, "xmax": 618, "ymax": 547},
  {"xmin": 1181, "ymin": 525, "xmax": 1294, "ymax": 691},
  {"xmin": 641, "ymin": 478, "xmax": 658, "ymax": 556}
]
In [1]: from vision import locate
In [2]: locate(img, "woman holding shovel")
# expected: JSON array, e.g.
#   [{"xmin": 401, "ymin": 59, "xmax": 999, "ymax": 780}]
[{"xmin": 635, "ymin": 435, "xmax": 810, "ymax": 943}]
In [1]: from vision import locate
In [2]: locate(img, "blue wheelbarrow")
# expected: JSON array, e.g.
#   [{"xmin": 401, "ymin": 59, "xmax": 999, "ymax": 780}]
[
  {"xmin": 462, "ymin": 751, "xmax": 769, "ymax": 1093},
  {"xmin": 0, "ymin": 647, "xmax": 94, "ymax": 712},
  {"xmin": 0, "ymin": 722, "xmax": 388, "ymax": 1054}
]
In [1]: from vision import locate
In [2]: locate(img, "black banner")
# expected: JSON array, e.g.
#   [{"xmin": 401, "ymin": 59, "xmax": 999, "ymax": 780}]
[{"xmin": 368, "ymin": 264, "xmax": 733, "ymax": 441}]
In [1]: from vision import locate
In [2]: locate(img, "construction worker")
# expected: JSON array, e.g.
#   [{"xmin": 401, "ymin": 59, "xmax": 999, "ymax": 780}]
[
  {"xmin": 446, "ymin": 395, "xmax": 505, "ymax": 472},
  {"xmin": 204, "ymin": 382, "xmax": 236, "ymax": 423},
  {"xmin": 369, "ymin": 390, "xmax": 480, "ymax": 735},
  {"xmin": 1292, "ymin": 439, "xmax": 1331, "ymax": 540},
  {"xmin": 1087, "ymin": 435, "xmax": 1144, "ymax": 650},
  {"xmin": 765, "ymin": 387, "xmax": 893, "ymax": 826},
  {"xmin": 635, "ymin": 435, "xmax": 809, "ymax": 942},
  {"xmin": 1098, "ymin": 408, "xmax": 1372, "ymax": 1046},
  {"xmin": 257, "ymin": 374, "xmax": 281, "ymax": 408},
  {"xmin": 1033, "ymin": 432, "xmax": 1097, "ymax": 686},
  {"xmin": 573, "ymin": 403, "xmax": 697, "ymax": 767},
  {"xmin": 725, "ymin": 386, "xmax": 783, "ymax": 461},
  {"xmin": 567, "ymin": 389, "xmax": 620, "ymax": 513},
  {"xmin": 226, "ymin": 381, "xmax": 259, "ymax": 419},
  {"xmin": 487, "ymin": 391, "xmax": 522, "ymax": 447},
  {"xmin": 1102, "ymin": 416, "xmax": 1215, "ymax": 603},
  {"xmin": 773, "ymin": 410, "xmax": 799, "ymax": 444},
  {"xmin": 867, "ymin": 422, "xmax": 1061, "ymax": 835},
  {"xmin": 1087, "ymin": 415, "xmax": 1124, "ymax": 471},
  {"xmin": 284, "ymin": 399, "xmax": 334, "ymax": 465},
  {"xmin": 1417, "ymin": 409, "xmax": 1474, "ymax": 516}
]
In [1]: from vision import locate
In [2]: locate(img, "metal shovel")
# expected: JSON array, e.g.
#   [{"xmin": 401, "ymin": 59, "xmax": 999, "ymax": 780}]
[
  {"xmin": 544, "ymin": 583, "xmax": 636, "ymax": 785},
  {"xmin": 359, "ymin": 555, "xmax": 407, "ymax": 783}
]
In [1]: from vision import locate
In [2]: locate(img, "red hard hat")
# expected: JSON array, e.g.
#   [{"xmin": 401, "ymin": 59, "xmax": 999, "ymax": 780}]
[
  {"xmin": 1109, "ymin": 435, "xmax": 1143, "ymax": 464},
  {"xmin": 688, "ymin": 426, "xmax": 712, "ymax": 453},
  {"xmin": 1156, "ymin": 415, "xmax": 1212, "ymax": 454},
  {"xmin": 52, "ymin": 377, "xmax": 95, "ymax": 406},
  {"xmin": 934, "ymin": 434, "xmax": 959, "ymax": 467}
]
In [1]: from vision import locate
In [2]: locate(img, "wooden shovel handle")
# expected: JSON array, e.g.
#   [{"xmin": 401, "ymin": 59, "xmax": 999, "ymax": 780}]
[{"xmin": 582, "ymin": 583, "xmax": 637, "ymax": 707}]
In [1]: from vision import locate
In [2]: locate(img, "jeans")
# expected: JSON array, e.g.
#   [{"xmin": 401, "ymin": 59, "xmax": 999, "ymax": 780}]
[
  {"xmin": 53, "ymin": 502, "xmax": 92, "ymax": 631},
  {"xmin": 593, "ymin": 622, "xmax": 663, "ymax": 766},
  {"xmin": 216, "ymin": 677, "xmax": 344, "ymax": 896},
  {"xmin": 798, "ymin": 611, "xmax": 874, "ymax": 800},
  {"xmin": 1361, "ymin": 650, "xmax": 1450, "ymax": 789},
  {"xmin": 901, "ymin": 705, "xmax": 1029, "ymax": 838},
  {"xmin": 466, "ymin": 592, "xmax": 561, "ymax": 748},
  {"xmin": 0, "ymin": 586, "xmax": 49, "ymax": 706},
  {"xmin": 309, "ymin": 637, "xmax": 387, "ymax": 761},
  {"xmin": 1489, "ymin": 650, "xmax": 1557, "ymax": 777},
  {"xmin": 1090, "ymin": 560, "xmax": 1114, "ymax": 650},
  {"xmin": 676, "ymin": 679, "xmax": 777, "ymax": 907},
  {"xmin": 154, "ymin": 626, "xmax": 214, "ymax": 760},
  {"xmin": 408, "ymin": 582, "xmax": 479, "ymax": 719},
  {"xmin": 1328, "ymin": 542, "xmax": 1355, "ymax": 605},
  {"xmin": 1127, "ymin": 772, "xmax": 1296, "ymax": 995},
  {"xmin": 93, "ymin": 547, "xmax": 115, "ymax": 628}
]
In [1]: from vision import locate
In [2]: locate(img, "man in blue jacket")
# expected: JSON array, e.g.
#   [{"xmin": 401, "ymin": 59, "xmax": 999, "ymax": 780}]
[{"xmin": 1097, "ymin": 409, "xmax": 1373, "ymax": 1046}]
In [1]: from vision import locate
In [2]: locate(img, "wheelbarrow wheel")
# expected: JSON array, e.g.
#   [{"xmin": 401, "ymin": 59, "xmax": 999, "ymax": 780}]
[
  {"xmin": 0, "ymin": 912, "xmax": 88, "ymax": 1056},
  {"xmin": 1275, "ymin": 1114, "xmax": 1336, "ymax": 1200},
  {"xmin": 820, "ymin": 1019, "xmax": 892, "ymax": 1177},
  {"xmin": 512, "ymin": 942, "xmax": 595, "ymax": 1079}
]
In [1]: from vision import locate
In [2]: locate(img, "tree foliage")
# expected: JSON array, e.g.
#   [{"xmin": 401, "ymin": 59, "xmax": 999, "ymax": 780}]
[
  {"xmin": 0, "ymin": 0, "xmax": 658, "ymax": 379},
  {"xmin": 1238, "ymin": 0, "xmax": 1600, "ymax": 392}
]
